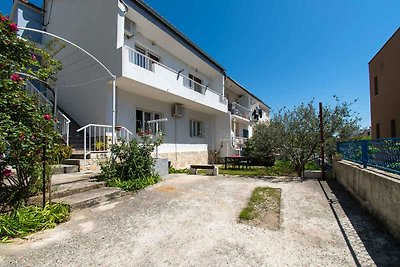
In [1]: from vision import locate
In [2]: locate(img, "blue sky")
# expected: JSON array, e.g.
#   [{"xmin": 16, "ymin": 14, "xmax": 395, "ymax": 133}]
[{"xmin": 1, "ymin": 0, "xmax": 399, "ymax": 128}]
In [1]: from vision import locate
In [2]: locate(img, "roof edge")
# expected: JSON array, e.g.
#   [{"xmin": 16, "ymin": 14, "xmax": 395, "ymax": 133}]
[
  {"xmin": 369, "ymin": 27, "xmax": 400, "ymax": 64},
  {"xmin": 227, "ymin": 76, "xmax": 270, "ymax": 110}
]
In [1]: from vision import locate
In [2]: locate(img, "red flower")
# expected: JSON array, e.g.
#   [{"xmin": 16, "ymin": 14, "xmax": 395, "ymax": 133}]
[
  {"xmin": 10, "ymin": 73, "xmax": 22, "ymax": 82},
  {"xmin": 9, "ymin": 23, "xmax": 18, "ymax": 32},
  {"xmin": 2, "ymin": 169, "xmax": 12, "ymax": 177},
  {"xmin": 31, "ymin": 54, "xmax": 37, "ymax": 61},
  {"xmin": 1, "ymin": 16, "xmax": 9, "ymax": 22},
  {"xmin": 43, "ymin": 114, "xmax": 52, "ymax": 121}
]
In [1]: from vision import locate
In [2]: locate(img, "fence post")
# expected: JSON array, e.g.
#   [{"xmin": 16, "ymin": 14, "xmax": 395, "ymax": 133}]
[{"xmin": 361, "ymin": 140, "xmax": 368, "ymax": 168}]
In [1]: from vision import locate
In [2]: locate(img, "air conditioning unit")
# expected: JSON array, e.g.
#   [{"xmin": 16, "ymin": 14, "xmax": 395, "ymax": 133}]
[
  {"xmin": 124, "ymin": 18, "xmax": 135, "ymax": 38},
  {"xmin": 172, "ymin": 104, "xmax": 184, "ymax": 117}
]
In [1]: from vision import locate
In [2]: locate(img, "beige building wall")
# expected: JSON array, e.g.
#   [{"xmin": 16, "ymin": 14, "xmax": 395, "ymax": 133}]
[{"xmin": 369, "ymin": 28, "xmax": 400, "ymax": 139}]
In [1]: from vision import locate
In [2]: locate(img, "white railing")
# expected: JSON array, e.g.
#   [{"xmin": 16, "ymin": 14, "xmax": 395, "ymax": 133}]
[
  {"xmin": 76, "ymin": 124, "xmax": 134, "ymax": 163},
  {"xmin": 25, "ymin": 81, "xmax": 71, "ymax": 145},
  {"xmin": 230, "ymin": 102, "xmax": 251, "ymax": 121},
  {"xmin": 125, "ymin": 46, "xmax": 227, "ymax": 102}
]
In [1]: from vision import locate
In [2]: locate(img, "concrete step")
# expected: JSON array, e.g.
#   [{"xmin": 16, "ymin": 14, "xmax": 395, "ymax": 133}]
[
  {"xmin": 52, "ymin": 164, "xmax": 79, "ymax": 175},
  {"xmin": 52, "ymin": 180, "xmax": 106, "ymax": 199},
  {"xmin": 52, "ymin": 172, "xmax": 101, "ymax": 186},
  {"xmin": 53, "ymin": 187, "xmax": 127, "ymax": 210}
]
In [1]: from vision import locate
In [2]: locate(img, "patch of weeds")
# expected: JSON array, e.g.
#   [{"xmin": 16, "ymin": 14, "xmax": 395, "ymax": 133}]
[
  {"xmin": 239, "ymin": 187, "xmax": 281, "ymax": 230},
  {"xmin": 0, "ymin": 202, "xmax": 70, "ymax": 242},
  {"xmin": 169, "ymin": 167, "xmax": 188, "ymax": 174},
  {"xmin": 106, "ymin": 176, "xmax": 160, "ymax": 192}
]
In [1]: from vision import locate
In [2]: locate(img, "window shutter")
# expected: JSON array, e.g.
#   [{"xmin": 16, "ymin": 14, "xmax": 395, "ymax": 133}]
[{"xmin": 190, "ymin": 120, "xmax": 193, "ymax": 137}]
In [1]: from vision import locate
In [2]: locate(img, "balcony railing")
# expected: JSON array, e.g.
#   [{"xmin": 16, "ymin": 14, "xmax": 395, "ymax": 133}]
[
  {"xmin": 125, "ymin": 46, "xmax": 226, "ymax": 102},
  {"xmin": 229, "ymin": 102, "xmax": 251, "ymax": 121}
]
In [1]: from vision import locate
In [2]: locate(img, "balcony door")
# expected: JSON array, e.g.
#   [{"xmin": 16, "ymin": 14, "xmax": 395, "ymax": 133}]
[{"xmin": 189, "ymin": 74, "xmax": 203, "ymax": 94}]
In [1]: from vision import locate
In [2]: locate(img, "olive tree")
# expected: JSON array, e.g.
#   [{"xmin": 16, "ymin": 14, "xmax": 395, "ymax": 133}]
[{"xmin": 248, "ymin": 98, "xmax": 361, "ymax": 176}]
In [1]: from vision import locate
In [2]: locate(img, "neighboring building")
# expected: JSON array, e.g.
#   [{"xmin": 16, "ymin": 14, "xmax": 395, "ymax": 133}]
[
  {"xmin": 219, "ymin": 77, "xmax": 270, "ymax": 159},
  {"xmin": 11, "ymin": 0, "xmax": 270, "ymax": 167},
  {"xmin": 369, "ymin": 27, "xmax": 400, "ymax": 139}
]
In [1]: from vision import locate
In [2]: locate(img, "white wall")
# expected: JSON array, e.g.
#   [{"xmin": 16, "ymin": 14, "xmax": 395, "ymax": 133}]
[
  {"xmin": 116, "ymin": 89, "xmax": 216, "ymax": 155},
  {"xmin": 44, "ymin": 0, "xmax": 123, "ymax": 126}
]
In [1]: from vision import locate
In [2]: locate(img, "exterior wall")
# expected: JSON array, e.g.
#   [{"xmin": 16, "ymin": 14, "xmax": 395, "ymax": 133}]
[
  {"xmin": 116, "ymin": 89, "xmax": 216, "ymax": 168},
  {"xmin": 369, "ymin": 28, "xmax": 400, "ymax": 138},
  {"xmin": 334, "ymin": 160, "xmax": 400, "ymax": 242},
  {"xmin": 44, "ymin": 0, "xmax": 124, "ymax": 127},
  {"xmin": 11, "ymin": 2, "xmax": 43, "ymax": 43}
]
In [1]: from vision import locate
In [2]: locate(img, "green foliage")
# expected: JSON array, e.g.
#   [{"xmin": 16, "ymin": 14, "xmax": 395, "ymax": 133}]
[
  {"xmin": 249, "ymin": 98, "xmax": 361, "ymax": 177},
  {"xmin": 0, "ymin": 202, "xmax": 70, "ymax": 242},
  {"xmin": 242, "ymin": 125, "xmax": 275, "ymax": 167},
  {"xmin": 220, "ymin": 160, "xmax": 296, "ymax": 177},
  {"xmin": 0, "ymin": 14, "xmax": 63, "ymax": 210},
  {"xmin": 168, "ymin": 166, "xmax": 189, "ymax": 174},
  {"xmin": 106, "ymin": 176, "xmax": 160, "ymax": 191},
  {"xmin": 304, "ymin": 161, "xmax": 320, "ymax": 171},
  {"xmin": 51, "ymin": 144, "xmax": 72, "ymax": 164},
  {"xmin": 100, "ymin": 136, "xmax": 163, "ymax": 191}
]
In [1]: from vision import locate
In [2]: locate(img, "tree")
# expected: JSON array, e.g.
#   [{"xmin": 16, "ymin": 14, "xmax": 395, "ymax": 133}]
[
  {"xmin": 248, "ymin": 98, "xmax": 361, "ymax": 177},
  {"xmin": 0, "ymin": 14, "xmax": 62, "ymax": 209},
  {"xmin": 243, "ymin": 123, "xmax": 275, "ymax": 166}
]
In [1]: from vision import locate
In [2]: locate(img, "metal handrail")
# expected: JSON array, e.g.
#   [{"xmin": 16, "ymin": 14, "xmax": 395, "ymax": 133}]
[
  {"xmin": 125, "ymin": 46, "xmax": 226, "ymax": 100},
  {"xmin": 77, "ymin": 124, "xmax": 133, "ymax": 164},
  {"xmin": 25, "ymin": 81, "xmax": 71, "ymax": 145}
]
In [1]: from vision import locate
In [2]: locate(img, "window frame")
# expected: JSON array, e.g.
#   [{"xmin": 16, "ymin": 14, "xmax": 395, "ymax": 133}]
[
  {"xmin": 189, "ymin": 119, "xmax": 204, "ymax": 138},
  {"xmin": 136, "ymin": 108, "xmax": 163, "ymax": 135}
]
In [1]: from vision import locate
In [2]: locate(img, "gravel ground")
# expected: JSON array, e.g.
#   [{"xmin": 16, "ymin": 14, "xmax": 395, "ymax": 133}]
[{"xmin": 1, "ymin": 174, "xmax": 399, "ymax": 266}]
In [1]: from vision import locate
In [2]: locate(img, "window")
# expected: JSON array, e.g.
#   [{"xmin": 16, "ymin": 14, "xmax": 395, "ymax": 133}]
[
  {"xmin": 391, "ymin": 119, "xmax": 396, "ymax": 138},
  {"xmin": 376, "ymin": 123, "xmax": 380, "ymax": 139},
  {"xmin": 374, "ymin": 76, "xmax": 378, "ymax": 95},
  {"xmin": 136, "ymin": 109, "xmax": 163, "ymax": 134},
  {"xmin": 189, "ymin": 74, "xmax": 203, "ymax": 94},
  {"xmin": 190, "ymin": 119, "xmax": 203, "ymax": 138},
  {"xmin": 134, "ymin": 45, "xmax": 160, "ymax": 71},
  {"xmin": 243, "ymin": 129, "xmax": 249, "ymax": 138}
]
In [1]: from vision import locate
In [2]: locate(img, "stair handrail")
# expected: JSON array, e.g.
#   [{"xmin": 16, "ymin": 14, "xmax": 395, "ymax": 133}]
[
  {"xmin": 77, "ymin": 124, "xmax": 133, "ymax": 164},
  {"xmin": 25, "ymin": 81, "xmax": 71, "ymax": 145}
]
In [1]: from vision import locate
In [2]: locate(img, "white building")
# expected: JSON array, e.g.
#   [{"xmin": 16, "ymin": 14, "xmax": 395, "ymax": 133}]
[{"xmin": 12, "ymin": 0, "xmax": 270, "ymax": 168}]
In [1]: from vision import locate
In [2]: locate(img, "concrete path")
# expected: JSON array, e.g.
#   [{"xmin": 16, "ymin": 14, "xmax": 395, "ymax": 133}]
[{"xmin": 1, "ymin": 175, "xmax": 399, "ymax": 266}]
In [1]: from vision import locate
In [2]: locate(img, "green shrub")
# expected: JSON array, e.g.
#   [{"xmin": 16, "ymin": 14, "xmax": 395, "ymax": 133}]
[
  {"xmin": 0, "ymin": 202, "xmax": 70, "ymax": 242},
  {"xmin": 169, "ymin": 166, "xmax": 188, "ymax": 174},
  {"xmin": 106, "ymin": 176, "xmax": 160, "ymax": 191},
  {"xmin": 100, "ymin": 135, "xmax": 163, "ymax": 191}
]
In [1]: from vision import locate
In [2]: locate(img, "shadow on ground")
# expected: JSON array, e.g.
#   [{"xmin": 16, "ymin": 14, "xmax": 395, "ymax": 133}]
[{"xmin": 321, "ymin": 179, "xmax": 400, "ymax": 267}]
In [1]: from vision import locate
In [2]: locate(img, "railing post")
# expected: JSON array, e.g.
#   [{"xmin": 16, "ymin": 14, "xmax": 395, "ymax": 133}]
[
  {"xmin": 83, "ymin": 128, "xmax": 87, "ymax": 165},
  {"xmin": 361, "ymin": 140, "xmax": 368, "ymax": 168}
]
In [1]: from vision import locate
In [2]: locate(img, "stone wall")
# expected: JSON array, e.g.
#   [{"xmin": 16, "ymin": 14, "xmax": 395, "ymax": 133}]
[
  {"xmin": 158, "ymin": 151, "xmax": 209, "ymax": 169},
  {"xmin": 333, "ymin": 160, "xmax": 400, "ymax": 242}
]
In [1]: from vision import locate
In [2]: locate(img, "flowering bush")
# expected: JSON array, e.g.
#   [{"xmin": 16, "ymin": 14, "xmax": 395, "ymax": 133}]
[{"xmin": 0, "ymin": 13, "xmax": 63, "ymax": 210}]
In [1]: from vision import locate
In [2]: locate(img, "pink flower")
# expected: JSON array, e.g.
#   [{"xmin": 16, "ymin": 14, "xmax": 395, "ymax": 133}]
[
  {"xmin": 2, "ymin": 169, "xmax": 12, "ymax": 177},
  {"xmin": 9, "ymin": 23, "xmax": 18, "ymax": 32},
  {"xmin": 31, "ymin": 54, "xmax": 37, "ymax": 61},
  {"xmin": 1, "ymin": 16, "xmax": 9, "ymax": 22},
  {"xmin": 43, "ymin": 114, "xmax": 52, "ymax": 121},
  {"xmin": 10, "ymin": 73, "xmax": 22, "ymax": 82}
]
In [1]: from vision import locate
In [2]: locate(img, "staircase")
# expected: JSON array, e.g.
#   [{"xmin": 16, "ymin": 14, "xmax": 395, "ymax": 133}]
[{"xmin": 30, "ymin": 166, "xmax": 127, "ymax": 210}]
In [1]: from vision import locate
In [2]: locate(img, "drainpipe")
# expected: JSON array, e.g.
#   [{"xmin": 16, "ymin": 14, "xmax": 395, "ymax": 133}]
[{"xmin": 119, "ymin": 0, "xmax": 129, "ymax": 14}]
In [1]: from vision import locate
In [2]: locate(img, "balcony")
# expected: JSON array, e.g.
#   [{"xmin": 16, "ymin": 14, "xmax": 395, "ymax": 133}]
[
  {"xmin": 229, "ymin": 102, "xmax": 251, "ymax": 121},
  {"xmin": 122, "ymin": 46, "xmax": 227, "ymax": 112}
]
